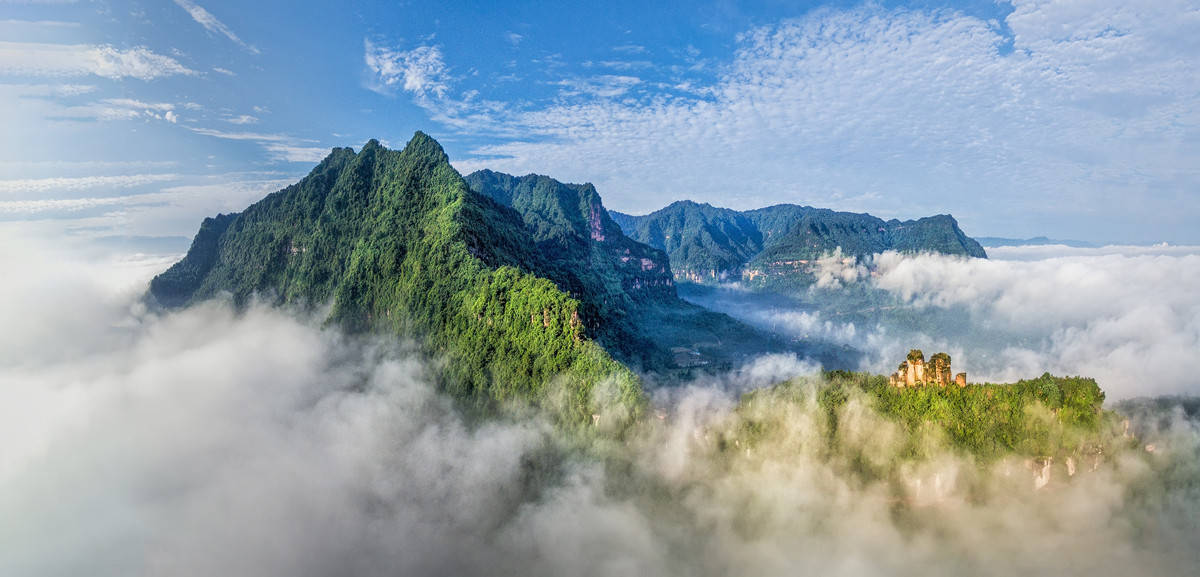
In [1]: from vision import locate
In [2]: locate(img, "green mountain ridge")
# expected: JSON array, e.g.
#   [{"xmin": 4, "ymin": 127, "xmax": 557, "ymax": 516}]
[
  {"xmin": 462, "ymin": 169, "xmax": 857, "ymax": 372},
  {"xmin": 151, "ymin": 133, "xmax": 646, "ymax": 425},
  {"xmin": 147, "ymin": 133, "xmax": 1120, "ymax": 465},
  {"xmin": 150, "ymin": 134, "xmax": 852, "ymax": 425},
  {"xmin": 611, "ymin": 200, "xmax": 986, "ymax": 284}
]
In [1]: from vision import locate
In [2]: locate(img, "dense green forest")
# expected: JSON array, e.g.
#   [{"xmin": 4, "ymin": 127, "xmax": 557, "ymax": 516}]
[
  {"xmin": 609, "ymin": 200, "xmax": 764, "ymax": 277},
  {"xmin": 151, "ymin": 134, "xmax": 842, "ymax": 426},
  {"xmin": 611, "ymin": 200, "xmax": 986, "ymax": 284},
  {"xmin": 463, "ymin": 169, "xmax": 856, "ymax": 372},
  {"xmin": 151, "ymin": 133, "xmax": 644, "ymax": 426},
  {"xmin": 151, "ymin": 132, "xmax": 1119, "ymax": 466},
  {"xmin": 737, "ymin": 371, "xmax": 1114, "ymax": 462}
]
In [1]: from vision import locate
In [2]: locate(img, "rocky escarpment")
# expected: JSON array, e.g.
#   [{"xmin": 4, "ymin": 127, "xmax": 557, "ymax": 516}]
[
  {"xmin": 465, "ymin": 169, "xmax": 850, "ymax": 373},
  {"xmin": 889, "ymin": 349, "xmax": 966, "ymax": 388},
  {"xmin": 465, "ymin": 170, "xmax": 675, "ymax": 308}
]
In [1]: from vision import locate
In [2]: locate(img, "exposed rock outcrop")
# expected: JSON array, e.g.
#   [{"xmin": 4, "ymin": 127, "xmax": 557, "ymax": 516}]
[{"xmin": 890, "ymin": 349, "xmax": 966, "ymax": 388}]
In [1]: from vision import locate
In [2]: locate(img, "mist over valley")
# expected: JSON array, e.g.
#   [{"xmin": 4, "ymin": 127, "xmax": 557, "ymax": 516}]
[{"xmin": 4, "ymin": 0, "xmax": 1199, "ymax": 574}]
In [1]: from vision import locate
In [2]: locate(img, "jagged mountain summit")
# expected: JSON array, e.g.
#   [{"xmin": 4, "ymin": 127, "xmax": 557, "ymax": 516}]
[
  {"xmin": 151, "ymin": 133, "xmax": 840, "ymax": 423},
  {"xmin": 611, "ymin": 200, "xmax": 986, "ymax": 284}
]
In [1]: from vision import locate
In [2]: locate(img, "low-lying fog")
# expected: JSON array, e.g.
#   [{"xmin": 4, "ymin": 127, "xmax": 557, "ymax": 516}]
[
  {"xmin": 3, "ymin": 238, "xmax": 1199, "ymax": 576},
  {"xmin": 681, "ymin": 244, "xmax": 1200, "ymax": 400}
]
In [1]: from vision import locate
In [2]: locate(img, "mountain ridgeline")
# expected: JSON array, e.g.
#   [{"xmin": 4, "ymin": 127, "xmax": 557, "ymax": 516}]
[
  {"xmin": 150, "ymin": 133, "xmax": 828, "ymax": 425},
  {"xmin": 462, "ymin": 169, "xmax": 675, "ymax": 312},
  {"xmin": 151, "ymin": 133, "xmax": 651, "ymax": 425},
  {"xmin": 147, "ymin": 132, "xmax": 1115, "ymax": 464},
  {"xmin": 611, "ymin": 200, "xmax": 986, "ymax": 284},
  {"xmin": 461, "ymin": 169, "xmax": 846, "ymax": 371}
]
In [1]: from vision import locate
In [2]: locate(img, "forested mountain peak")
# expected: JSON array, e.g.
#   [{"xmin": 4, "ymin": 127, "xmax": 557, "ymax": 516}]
[
  {"xmin": 150, "ymin": 134, "xmax": 833, "ymax": 424},
  {"xmin": 150, "ymin": 133, "xmax": 647, "ymax": 424},
  {"xmin": 613, "ymin": 199, "xmax": 986, "ymax": 284}
]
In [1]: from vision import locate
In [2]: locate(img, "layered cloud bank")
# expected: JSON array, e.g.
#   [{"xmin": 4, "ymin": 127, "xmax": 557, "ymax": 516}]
[
  {"xmin": 2, "ymin": 239, "xmax": 1200, "ymax": 576},
  {"xmin": 690, "ymin": 245, "xmax": 1200, "ymax": 400},
  {"xmin": 869, "ymin": 245, "xmax": 1200, "ymax": 398}
]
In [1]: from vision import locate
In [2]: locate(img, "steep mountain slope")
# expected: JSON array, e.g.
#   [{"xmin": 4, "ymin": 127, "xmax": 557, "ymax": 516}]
[
  {"xmin": 464, "ymin": 170, "xmax": 674, "ymax": 310},
  {"xmin": 612, "ymin": 201, "xmax": 986, "ymax": 284},
  {"xmin": 151, "ymin": 133, "xmax": 641, "ymax": 423},
  {"xmin": 464, "ymin": 170, "xmax": 848, "ymax": 372},
  {"xmin": 608, "ymin": 201, "xmax": 763, "ymax": 283},
  {"xmin": 152, "ymin": 135, "xmax": 851, "ymax": 423},
  {"xmin": 745, "ymin": 206, "xmax": 986, "ymax": 264}
]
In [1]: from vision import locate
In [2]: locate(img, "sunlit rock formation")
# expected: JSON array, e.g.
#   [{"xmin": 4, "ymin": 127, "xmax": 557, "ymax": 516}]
[{"xmin": 889, "ymin": 349, "xmax": 966, "ymax": 388}]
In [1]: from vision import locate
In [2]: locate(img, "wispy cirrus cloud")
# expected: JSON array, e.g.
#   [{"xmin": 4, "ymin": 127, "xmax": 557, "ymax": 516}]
[
  {"xmin": 0, "ymin": 41, "xmax": 194, "ymax": 80},
  {"xmin": 0, "ymin": 18, "xmax": 79, "ymax": 28},
  {"xmin": 363, "ymin": 39, "xmax": 522, "ymax": 135},
  {"xmin": 189, "ymin": 126, "xmax": 328, "ymax": 164},
  {"xmin": 223, "ymin": 114, "xmax": 258, "ymax": 125},
  {"xmin": 416, "ymin": 2, "xmax": 1200, "ymax": 244},
  {"xmin": 611, "ymin": 43, "xmax": 647, "ymax": 54},
  {"xmin": 26, "ymin": 96, "xmax": 183, "ymax": 124},
  {"xmin": 261, "ymin": 143, "xmax": 329, "ymax": 163},
  {"xmin": 0, "ymin": 84, "xmax": 184, "ymax": 128},
  {"xmin": 0, "ymin": 159, "xmax": 176, "ymax": 178},
  {"xmin": 2, "ymin": 83, "xmax": 95, "ymax": 98},
  {"xmin": 90, "ymin": 98, "xmax": 179, "ymax": 122},
  {"xmin": 171, "ymin": 0, "xmax": 260, "ymax": 55},
  {"xmin": 553, "ymin": 75, "xmax": 641, "ymax": 98},
  {"xmin": 0, "ymin": 173, "xmax": 180, "ymax": 196},
  {"xmin": 363, "ymin": 39, "xmax": 450, "ymax": 98},
  {"xmin": 0, "ymin": 194, "xmax": 153, "ymax": 214},
  {"xmin": 187, "ymin": 127, "xmax": 290, "ymax": 142},
  {"xmin": 0, "ymin": 175, "xmax": 296, "ymax": 240}
]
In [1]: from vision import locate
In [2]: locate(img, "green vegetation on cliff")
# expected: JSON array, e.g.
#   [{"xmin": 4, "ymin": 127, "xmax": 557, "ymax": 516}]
[
  {"xmin": 463, "ymin": 169, "xmax": 675, "ymax": 367},
  {"xmin": 609, "ymin": 200, "xmax": 763, "ymax": 280},
  {"xmin": 151, "ymin": 133, "xmax": 641, "ymax": 425},
  {"xmin": 465, "ymin": 169, "xmax": 858, "ymax": 373},
  {"xmin": 612, "ymin": 201, "xmax": 986, "ymax": 283},
  {"xmin": 740, "ymin": 371, "xmax": 1111, "ymax": 461},
  {"xmin": 152, "ymin": 134, "xmax": 846, "ymax": 427}
]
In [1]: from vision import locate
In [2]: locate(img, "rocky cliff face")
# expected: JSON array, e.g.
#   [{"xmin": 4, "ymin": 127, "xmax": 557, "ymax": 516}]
[
  {"xmin": 464, "ymin": 169, "xmax": 677, "ymax": 306},
  {"xmin": 890, "ymin": 350, "xmax": 965, "ymax": 388},
  {"xmin": 465, "ymin": 170, "xmax": 850, "ymax": 372}
]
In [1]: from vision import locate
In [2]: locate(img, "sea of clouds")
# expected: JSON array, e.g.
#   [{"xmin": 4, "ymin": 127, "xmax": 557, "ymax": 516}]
[
  {"xmin": 689, "ymin": 245, "xmax": 1200, "ymax": 400},
  {"xmin": 3, "ymin": 237, "xmax": 1200, "ymax": 576}
]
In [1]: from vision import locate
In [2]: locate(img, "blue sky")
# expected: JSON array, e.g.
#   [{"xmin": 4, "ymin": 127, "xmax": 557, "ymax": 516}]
[{"xmin": 1, "ymin": 0, "xmax": 1197, "ymax": 244}]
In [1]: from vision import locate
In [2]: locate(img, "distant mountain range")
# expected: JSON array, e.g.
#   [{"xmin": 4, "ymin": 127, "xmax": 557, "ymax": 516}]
[
  {"xmin": 144, "ymin": 133, "xmax": 1121, "ymax": 467},
  {"xmin": 150, "ymin": 133, "xmax": 995, "ymax": 421},
  {"xmin": 150, "ymin": 134, "xmax": 846, "ymax": 425},
  {"xmin": 610, "ymin": 201, "xmax": 986, "ymax": 284}
]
